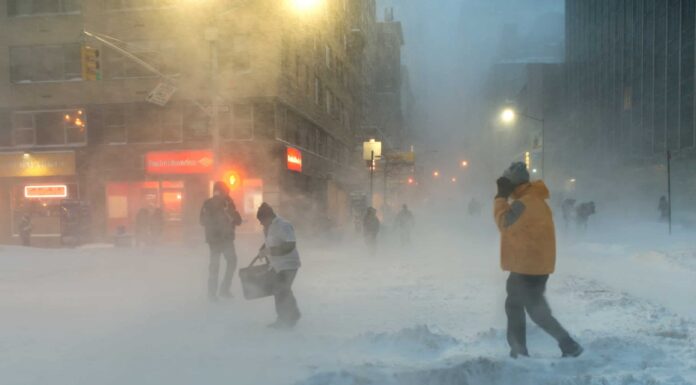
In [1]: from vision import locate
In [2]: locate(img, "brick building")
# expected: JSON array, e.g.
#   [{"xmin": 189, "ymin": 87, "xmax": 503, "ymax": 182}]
[{"xmin": 0, "ymin": 0, "xmax": 407, "ymax": 245}]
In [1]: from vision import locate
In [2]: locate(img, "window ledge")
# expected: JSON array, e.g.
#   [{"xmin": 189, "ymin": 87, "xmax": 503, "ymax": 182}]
[{"xmin": 8, "ymin": 12, "xmax": 81, "ymax": 19}]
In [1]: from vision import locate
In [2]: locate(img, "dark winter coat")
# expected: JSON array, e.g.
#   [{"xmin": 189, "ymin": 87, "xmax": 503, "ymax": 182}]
[
  {"xmin": 200, "ymin": 195, "xmax": 242, "ymax": 244},
  {"xmin": 19, "ymin": 216, "xmax": 32, "ymax": 238},
  {"xmin": 363, "ymin": 213, "xmax": 380, "ymax": 237},
  {"xmin": 135, "ymin": 208, "xmax": 150, "ymax": 236}
]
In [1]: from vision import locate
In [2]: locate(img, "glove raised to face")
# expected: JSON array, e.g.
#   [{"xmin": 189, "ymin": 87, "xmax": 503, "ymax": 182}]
[{"xmin": 496, "ymin": 177, "xmax": 515, "ymax": 199}]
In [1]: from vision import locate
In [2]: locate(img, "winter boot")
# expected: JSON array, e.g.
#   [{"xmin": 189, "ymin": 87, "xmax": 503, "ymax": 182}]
[
  {"xmin": 560, "ymin": 338, "xmax": 583, "ymax": 358},
  {"xmin": 509, "ymin": 347, "xmax": 529, "ymax": 359}
]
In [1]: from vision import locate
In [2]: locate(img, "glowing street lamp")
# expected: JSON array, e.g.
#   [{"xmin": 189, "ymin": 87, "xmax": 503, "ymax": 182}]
[
  {"xmin": 451, "ymin": 177, "xmax": 457, "ymax": 183},
  {"xmin": 363, "ymin": 139, "xmax": 382, "ymax": 206},
  {"xmin": 461, "ymin": 160, "xmax": 468, "ymax": 168},
  {"xmin": 289, "ymin": 0, "xmax": 323, "ymax": 13},
  {"xmin": 433, "ymin": 170, "xmax": 440, "ymax": 178},
  {"xmin": 500, "ymin": 107, "xmax": 517, "ymax": 125},
  {"xmin": 499, "ymin": 106, "xmax": 546, "ymax": 179}
]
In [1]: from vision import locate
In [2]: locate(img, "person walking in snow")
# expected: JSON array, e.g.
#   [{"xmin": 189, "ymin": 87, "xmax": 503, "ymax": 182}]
[
  {"xmin": 494, "ymin": 162, "xmax": 583, "ymax": 359},
  {"xmin": 150, "ymin": 207, "xmax": 164, "ymax": 244},
  {"xmin": 561, "ymin": 198, "xmax": 576, "ymax": 230},
  {"xmin": 395, "ymin": 204, "xmax": 415, "ymax": 246},
  {"xmin": 575, "ymin": 201, "xmax": 596, "ymax": 232},
  {"xmin": 200, "ymin": 181, "xmax": 243, "ymax": 301},
  {"xmin": 363, "ymin": 207, "xmax": 380, "ymax": 256},
  {"xmin": 256, "ymin": 203, "xmax": 302, "ymax": 329},
  {"xmin": 19, "ymin": 214, "xmax": 32, "ymax": 247},
  {"xmin": 658, "ymin": 196, "xmax": 669, "ymax": 222},
  {"xmin": 135, "ymin": 207, "xmax": 150, "ymax": 246}
]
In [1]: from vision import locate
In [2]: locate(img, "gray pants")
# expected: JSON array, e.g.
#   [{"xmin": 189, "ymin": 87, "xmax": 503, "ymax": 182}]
[
  {"xmin": 208, "ymin": 240, "xmax": 237, "ymax": 297},
  {"xmin": 273, "ymin": 269, "xmax": 301, "ymax": 323},
  {"xmin": 505, "ymin": 273, "xmax": 571, "ymax": 353}
]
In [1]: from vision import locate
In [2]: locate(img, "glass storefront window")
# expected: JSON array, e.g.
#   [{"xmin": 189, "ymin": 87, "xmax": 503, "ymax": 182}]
[{"xmin": 12, "ymin": 183, "xmax": 78, "ymax": 236}]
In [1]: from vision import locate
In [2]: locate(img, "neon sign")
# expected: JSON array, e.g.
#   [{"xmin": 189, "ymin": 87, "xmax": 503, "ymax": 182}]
[
  {"xmin": 24, "ymin": 185, "xmax": 68, "ymax": 199},
  {"xmin": 287, "ymin": 147, "xmax": 302, "ymax": 172}
]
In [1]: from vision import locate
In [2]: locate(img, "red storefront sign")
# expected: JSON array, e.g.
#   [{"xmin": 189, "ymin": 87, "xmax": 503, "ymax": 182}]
[
  {"xmin": 24, "ymin": 185, "xmax": 68, "ymax": 199},
  {"xmin": 146, "ymin": 150, "xmax": 214, "ymax": 175},
  {"xmin": 287, "ymin": 147, "xmax": 302, "ymax": 172}
]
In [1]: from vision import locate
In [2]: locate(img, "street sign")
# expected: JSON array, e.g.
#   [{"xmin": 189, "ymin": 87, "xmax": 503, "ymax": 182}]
[
  {"xmin": 363, "ymin": 140, "xmax": 382, "ymax": 161},
  {"xmin": 287, "ymin": 147, "xmax": 303, "ymax": 172},
  {"xmin": 385, "ymin": 151, "xmax": 415, "ymax": 164},
  {"xmin": 24, "ymin": 185, "xmax": 68, "ymax": 199},
  {"xmin": 146, "ymin": 82, "xmax": 177, "ymax": 107},
  {"xmin": 146, "ymin": 150, "xmax": 214, "ymax": 175}
]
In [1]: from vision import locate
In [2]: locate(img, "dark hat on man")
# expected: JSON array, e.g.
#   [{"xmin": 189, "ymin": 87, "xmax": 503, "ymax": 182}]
[
  {"xmin": 256, "ymin": 202, "xmax": 275, "ymax": 220},
  {"xmin": 213, "ymin": 181, "xmax": 229, "ymax": 195},
  {"xmin": 502, "ymin": 162, "xmax": 530, "ymax": 186}
]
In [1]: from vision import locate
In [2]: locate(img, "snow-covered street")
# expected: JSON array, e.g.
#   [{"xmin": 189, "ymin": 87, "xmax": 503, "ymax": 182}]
[{"xmin": 1, "ymin": 212, "xmax": 694, "ymax": 385}]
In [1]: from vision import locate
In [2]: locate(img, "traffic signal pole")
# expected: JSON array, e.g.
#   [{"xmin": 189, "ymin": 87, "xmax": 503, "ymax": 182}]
[
  {"xmin": 667, "ymin": 150, "xmax": 672, "ymax": 235},
  {"xmin": 81, "ymin": 29, "xmax": 211, "ymax": 116},
  {"xmin": 206, "ymin": 28, "xmax": 221, "ymax": 177}
]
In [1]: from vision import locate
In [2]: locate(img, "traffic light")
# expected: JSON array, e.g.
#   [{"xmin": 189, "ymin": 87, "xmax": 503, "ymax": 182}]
[
  {"xmin": 81, "ymin": 45, "xmax": 101, "ymax": 81},
  {"xmin": 224, "ymin": 170, "xmax": 241, "ymax": 190}
]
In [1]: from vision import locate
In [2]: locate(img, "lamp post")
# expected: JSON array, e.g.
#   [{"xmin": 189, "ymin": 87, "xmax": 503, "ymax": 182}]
[
  {"xmin": 667, "ymin": 150, "xmax": 672, "ymax": 235},
  {"xmin": 500, "ymin": 107, "xmax": 546, "ymax": 179},
  {"xmin": 363, "ymin": 139, "xmax": 382, "ymax": 207}
]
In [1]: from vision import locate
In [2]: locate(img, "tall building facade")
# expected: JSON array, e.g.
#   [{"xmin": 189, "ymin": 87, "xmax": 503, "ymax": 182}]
[
  {"xmin": 566, "ymin": 0, "xmax": 696, "ymax": 165},
  {"xmin": 0, "ymin": 0, "xmax": 406, "ymax": 245}
]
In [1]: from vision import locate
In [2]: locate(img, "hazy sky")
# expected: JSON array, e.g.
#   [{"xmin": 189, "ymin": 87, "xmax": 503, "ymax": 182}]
[{"xmin": 376, "ymin": 0, "xmax": 564, "ymax": 151}]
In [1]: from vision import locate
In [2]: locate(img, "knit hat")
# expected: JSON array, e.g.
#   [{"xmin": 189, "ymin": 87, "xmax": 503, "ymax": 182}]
[
  {"xmin": 256, "ymin": 202, "xmax": 275, "ymax": 220},
  {"xmin": 213, "ymin": 181, "xmax": 229, "ymax": 195},
  {"xmin": 502, "ymin": 162, "xmax": 530, "ymax": 186}
]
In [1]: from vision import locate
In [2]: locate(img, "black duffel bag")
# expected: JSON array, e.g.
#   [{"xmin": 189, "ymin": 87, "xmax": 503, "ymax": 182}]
[{"xmin": 239, "ymin": 255, "xmax": 276, "ymax": 300}]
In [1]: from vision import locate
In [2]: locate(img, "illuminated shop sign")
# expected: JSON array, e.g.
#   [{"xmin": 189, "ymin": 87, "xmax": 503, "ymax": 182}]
[
  {"xmin": 287, "ymin": 147, "xmax": 302, "ymax": 172},
  {"xmin": 146, "ymin": 150, "xmax": 214, "ymax": 175},
  {"xmin": 24, "ymin": 185, "xmax": 68, "ymax": 199},
  {"xmin": 0, "ymin": 152, "xmax": 75, "ymax": 177}
]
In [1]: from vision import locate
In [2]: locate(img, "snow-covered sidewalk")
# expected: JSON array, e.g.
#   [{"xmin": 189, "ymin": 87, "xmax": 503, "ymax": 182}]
[{"xmin": 0, "ymin": 218, "xmax": 694, "ymax": 385}]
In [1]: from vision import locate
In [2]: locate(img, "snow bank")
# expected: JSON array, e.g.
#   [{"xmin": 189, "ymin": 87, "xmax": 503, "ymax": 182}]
[
  {"xmin": 299, "ymin": 339, "xmax": 693, "ymax": 385},
  {"xmin": 348, "ymin": 325, "xmax": 459, "ymax": 358}
]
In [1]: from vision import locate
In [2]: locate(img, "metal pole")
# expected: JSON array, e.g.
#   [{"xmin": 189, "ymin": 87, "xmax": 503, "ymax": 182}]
[
  {"xmin": 541, "ymin": 118, "xmax": 545, "ymax": 180},
  {"xmin": 667, "ymin": 150, "xmax": 672, "ymax": 235},
  {"xmin": 383, "ymin": 156, "xmax": 388, "ymax": 210},
  {"xmin": 206, "ymin": 28, "xmax": 220, "ymax": 178},
  {"xmin": 370, "ymin": 151, "xmax": 375, "ymax": 207}
]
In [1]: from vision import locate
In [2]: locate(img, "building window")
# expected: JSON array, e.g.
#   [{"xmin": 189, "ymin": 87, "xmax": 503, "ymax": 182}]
[
  {"xmin": 102, "ymin": 104, "xmax": 182, "ymax": 144},
  {"xmin": 162, "ymin": 109, "xmax": 183, "ymax": 143},
  {"xmin": 10, "ymin": 109, "xmax": 86, "ymax": 147},
  {"xmin": 105, "ymin": 41, "xmax": 177, "ymax": 79},
  {"xmin": 221, "ymin": 103, "xmax": 253, "ymax": 140},
  {"xmin": 104, "ymin": 105, "xmax": 126, "ymax": 144},
  {"xmin": 128, "ymin": 105, "xmax": 181, "ymax": 143},
  {"xmin": 314, "ymin": 77, "xmax": 322, "ymax": 105},
  {"xmin": 305, "ymin": 65, "xmax": 312, "ymax": 96},
  {"xmin": 7, "ymin": 0, "xmax": 80, "ymax": 16},
  {"xmin": 325, "ymin": 89, "xmax": 333, "ymax": 114},
  {"xmin": 325, "ymin": 45, "xmax": 333, "ymax": 68},
  {"xmin": 220, "ymin": 35, "xmax": 251, "ymax": 72},
  {"xmin": 10, "ymin": 44, "xmax": 81, "ymax": 83},
  {"xmin": 12, "ymin": 183, "xmax": 79, "ymax": 237},
  {"xmin": 103, "ymin": 0, "xmax": 175, "ymax": 10}
]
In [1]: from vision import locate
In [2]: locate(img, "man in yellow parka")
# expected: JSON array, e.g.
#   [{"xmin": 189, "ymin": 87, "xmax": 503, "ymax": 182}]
[{"xmin": 494, "ymin": 162, "xmax": 583, "ymax": 358}]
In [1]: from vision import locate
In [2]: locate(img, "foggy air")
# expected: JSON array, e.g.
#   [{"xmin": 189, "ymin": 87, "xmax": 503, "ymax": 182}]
[{"xmin": 0, "ymin": 1, "xmax": 694, "ymax": 384}]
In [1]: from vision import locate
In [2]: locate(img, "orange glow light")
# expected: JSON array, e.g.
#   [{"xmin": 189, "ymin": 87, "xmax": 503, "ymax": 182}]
[{"xmin": 224, "ymin": 170, "xmax": 241, "ymax": 189}]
